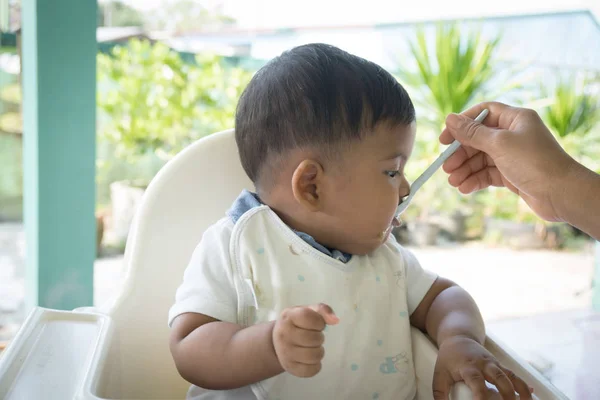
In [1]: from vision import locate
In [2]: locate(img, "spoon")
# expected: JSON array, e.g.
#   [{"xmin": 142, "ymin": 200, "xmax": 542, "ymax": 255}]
[{"xmin": 395, "ymin": 109, "xmax": 489, "ymax": 217}]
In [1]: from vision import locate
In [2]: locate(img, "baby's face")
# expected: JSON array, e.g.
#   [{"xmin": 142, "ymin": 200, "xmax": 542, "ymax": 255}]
[{"xmin": 320, "ymin": 122, "xmax": 415, "ymax": 255}]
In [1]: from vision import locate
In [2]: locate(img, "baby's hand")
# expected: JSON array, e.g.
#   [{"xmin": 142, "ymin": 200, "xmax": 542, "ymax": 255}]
[
  {"xmin": 433, "ymin": 336, "xmax": 533, "ymax": 400},
  {"xmin": 272, "ymin": 303, "xmax": 339, "ymax": 378}
]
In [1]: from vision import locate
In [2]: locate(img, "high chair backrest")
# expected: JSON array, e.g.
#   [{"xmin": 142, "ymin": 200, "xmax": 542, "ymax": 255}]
[{"xmin": 101, "ymin": 129, "xmax": 252, "ymax": 399}]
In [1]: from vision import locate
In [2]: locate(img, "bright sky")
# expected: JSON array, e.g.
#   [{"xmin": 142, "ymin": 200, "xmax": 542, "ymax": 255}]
[{"xmin": 121, "ymin": 0, "xmax": 600, "ymax": 29}]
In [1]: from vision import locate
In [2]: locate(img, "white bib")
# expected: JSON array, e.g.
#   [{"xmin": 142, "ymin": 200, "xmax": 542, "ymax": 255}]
[{"xmin": 230, "ymin": 206, "xmax": 417, "ymax": 400}]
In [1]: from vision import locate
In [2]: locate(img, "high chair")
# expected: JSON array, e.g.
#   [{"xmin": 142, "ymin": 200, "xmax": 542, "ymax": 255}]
[{"xmin": 0, "ymin": 129, "xmax": 567, "ymax": 400}]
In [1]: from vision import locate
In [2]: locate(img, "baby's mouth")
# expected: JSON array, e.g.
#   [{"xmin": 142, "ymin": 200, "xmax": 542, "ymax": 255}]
[{"xmin": 379, "ymin": 216, "xmax": 402, "ymax": 240}]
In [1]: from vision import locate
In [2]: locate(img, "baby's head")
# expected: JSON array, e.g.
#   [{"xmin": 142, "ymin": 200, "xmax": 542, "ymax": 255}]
[{"xmin": 235, "ymin": 43, "xmax": 416, "ymax": 255}]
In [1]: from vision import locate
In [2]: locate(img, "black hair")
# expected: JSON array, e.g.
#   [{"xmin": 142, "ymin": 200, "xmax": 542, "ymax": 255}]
[{"xmin": 235, "ymin": 43, "xmax": 415, "ymax": 186}]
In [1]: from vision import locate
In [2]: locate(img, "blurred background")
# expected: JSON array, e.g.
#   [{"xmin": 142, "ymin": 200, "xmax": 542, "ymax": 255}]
[{"xmin": 1, "ymin": 0, "xmax": 600, "ymax": 398}]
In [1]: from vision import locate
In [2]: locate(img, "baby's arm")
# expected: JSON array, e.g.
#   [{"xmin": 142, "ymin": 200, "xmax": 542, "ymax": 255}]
[
  {"xmin": 168, "ymin": 219, "xmax": 284, "ymax": 389},
  {"xmin": 409, "ymin": 277, "xmax": 485, "ymax": 346},
  {"xmin": 169, "ymin": 220, "xmax": 336, "ymax": 389},
  {"xmin": 410, "ymin": 278, "xmax": 532, "ymax": 400},
  {"xmin": 169, "ymin": 313, "xmax": 283, "ymax": 389},
  {"xmin": 170, "ymin": 303, "xmax": 337, "ymax": 390}
]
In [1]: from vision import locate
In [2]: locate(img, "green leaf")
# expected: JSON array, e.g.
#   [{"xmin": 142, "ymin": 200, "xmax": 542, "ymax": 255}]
[
  {"xmin": 400, "ymin": 23, "xmax": 506, "ymax": 127},
  {"xmin": 97, "ymin": 39, "xmax": 253, "ymax": 160}
]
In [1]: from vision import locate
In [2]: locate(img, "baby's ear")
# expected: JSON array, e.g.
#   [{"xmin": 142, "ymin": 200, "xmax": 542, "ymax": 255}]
[{"xmin": 291, "ymin": 159, "xmax": 324, "ymax": 211}]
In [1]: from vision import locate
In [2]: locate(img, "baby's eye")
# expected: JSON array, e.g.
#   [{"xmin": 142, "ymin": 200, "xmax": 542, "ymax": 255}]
[{"xmin": 385, "ymin": 170, "xmax": 400, "ymax": 178}]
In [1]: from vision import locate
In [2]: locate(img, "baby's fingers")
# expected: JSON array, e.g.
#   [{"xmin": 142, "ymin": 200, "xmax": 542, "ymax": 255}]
[
  {"xmin": 460, "ymin": 367, "xmax": 489, "ymax": 400},
  {"xmin": 501, "ymin": 367, "xmax": 534, "ymax": 400},
  {"xmin": 307, "ymin": 303, "xmax": 340, "ymax": 326},
  {"xmin": 287, "ymin": 361, "xmax": 322, "ymax": 378},
  {"xmin": 431, "ymin": 369, "xmax": 452, "ymax": 400},
  {"xmin": 289, "ymin": 328, "xmax": 325, "ymax": 348},
  {"xmin": 287, "ymin": 303, "xmax": 339, "ymax": 331},
  {"xmin": 289, "ymin": 345, "xmax": 325, "ymax": 365},
  {"xmin": 483, "ymin": 364, "xmax": 516, "ymax": 400}
]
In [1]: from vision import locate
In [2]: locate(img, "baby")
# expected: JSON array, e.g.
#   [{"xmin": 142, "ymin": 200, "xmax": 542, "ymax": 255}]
[{"xmin": 169, "ymin": 44, "xmax": 532, "ymax": 400}]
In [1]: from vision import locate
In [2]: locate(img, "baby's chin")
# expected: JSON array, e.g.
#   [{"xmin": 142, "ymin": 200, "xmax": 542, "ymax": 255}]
[{"xmin": 334, "ymin": 235, "xmax": 388, "ymax": 256}]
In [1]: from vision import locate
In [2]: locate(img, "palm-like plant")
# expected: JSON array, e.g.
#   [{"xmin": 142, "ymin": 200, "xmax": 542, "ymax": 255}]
[
  {"xmin": 398, "ymin": 23, "xmax": 503, "ymax": 128},
  {"xmin": 541, "ymin": 77, "xmax": 600, "ymax": 173},
  {"xmin": 398, "ymin": 23, "xmax": 508, "ymax": 221}
]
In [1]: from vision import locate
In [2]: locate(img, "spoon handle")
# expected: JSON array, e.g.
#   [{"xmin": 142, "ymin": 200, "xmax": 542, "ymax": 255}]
[{"xmin": 396, "ymin": 109, "xmax": 489, "ymax": 216}]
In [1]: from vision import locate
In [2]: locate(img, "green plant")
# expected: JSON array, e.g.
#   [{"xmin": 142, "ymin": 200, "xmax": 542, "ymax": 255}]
[
  {"xmin": 145, "ymin": 0, "xmax": 236, "ymax": 32},
  {"xmin": 97, "ymin": 39, "xmax": 252, "ymax": 162},
  {"xmin": 398, "ymin": 23, "xmax": 503, "ymax": 128},
  {"xmin": 0, "ymin": 83, "xmax": 21, "ymax": 104},
  {"xmin": 398, "ymin": 23, "xmax": 509, "ymax": 221},
  {"xmin": 0, "ymin": 83, "xmax": 22, "ymax": 134},
  {"xmin": 98, "ymin": 1, "xmax": 145, "ymax": 27},
  {"xmin": 540, "ymin": 77, "xmax": 600, "ymax": 173}
]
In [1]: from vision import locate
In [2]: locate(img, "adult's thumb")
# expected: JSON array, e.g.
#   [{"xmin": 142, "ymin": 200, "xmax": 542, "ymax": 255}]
[
  {"xmin": 446, "ymin": 113, "xmax": 495, "ymax": 154},
  {"xmin": 308, "ymin": 303, "xmax": 340, "ymax": 325}
]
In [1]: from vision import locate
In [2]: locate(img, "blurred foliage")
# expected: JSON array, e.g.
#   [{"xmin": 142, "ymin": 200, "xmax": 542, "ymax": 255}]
[
  {"xmin": 97, "ymin": 39, "xmax": 251, "ymax": 163},
  {"xmin": 542, "ymin": 79, "xmax": 600, "ymax": 138},
  {"xmin": 96, "ymin": 137, "xmax": 165, "ymax": 207},
  {"xmin": 0, "ymin": 133, "xmax": 22, "ymax": 198},
  {"xmin": 0, "ymin": 83, "xmax": 21, "ymax": 104},
  {"xmin": 0, "ymin": 83, "xmax": 22, "ymax": 134},
  {"xmin": 0, "ymin": 112, "xmax": 21, "ymax": 134},
  {"xmin": 145, "ymin": 0, "xmax": 236, "ymax": 32},
  {"xmin": 473, "ymin": 77, "xmax": 600, "ymax": 237},
  {"xmin": 0, "ymin": 133, "xmax": 23, "ymax": 221},
  {"xmin": 398, "ymin": 23, "xmax": 501, "ymax": 128},
  {"xmin": 0, "ymin": 47, "xmax": 17, "ymax": 54},
  {"xmin": 540, "ymin": 77, "xmax": 600, "ymax": 174},
  {"xmin": 398, "ymin": 23, "xmax": 512, "ymax": 220},
  {"xmin": 394, "ymin": 22, "xmax": 591, "ymax": 246},
  {"xmin": 98, "ymin": 1, "xmax": 144, "ymax": 27}
]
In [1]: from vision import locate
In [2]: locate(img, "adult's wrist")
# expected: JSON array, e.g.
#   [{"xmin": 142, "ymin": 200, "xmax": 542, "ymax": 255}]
[{"xmin": 554, "ymin": 160, "xmax": 600, "ymax": 240}]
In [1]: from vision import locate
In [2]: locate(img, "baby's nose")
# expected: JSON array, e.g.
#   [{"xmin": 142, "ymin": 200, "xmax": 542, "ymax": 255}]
[{"xmin": 398, "ymin": 184, "xmax": 410, "ymax": 205}]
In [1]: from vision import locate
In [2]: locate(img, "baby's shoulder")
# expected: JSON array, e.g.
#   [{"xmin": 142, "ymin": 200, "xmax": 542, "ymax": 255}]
[{"xmin": 200, "ymin": 216, "xmax": 235, "ymax": 245}]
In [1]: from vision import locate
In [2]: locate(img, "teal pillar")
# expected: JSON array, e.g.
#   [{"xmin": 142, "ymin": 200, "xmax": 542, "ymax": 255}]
[{"xmin": 22, "ymin": 0, "xmax": 97, "ymax": 310}]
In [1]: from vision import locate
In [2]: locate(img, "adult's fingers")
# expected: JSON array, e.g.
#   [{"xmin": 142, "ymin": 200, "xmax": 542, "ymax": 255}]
[
  {"xmin": 444, "ymin": 113, "xmax": 500, "ymax": 156},
  {"xmin": 456, "ymin": 102, "xmax": 518, "ymax": 128},
  {"xmin": 440, "ymin": 102, "xmax": 508, "ymax": 143},
  {"xmin": 457, "ymin": 167, "xmax": 505, "ymax": 194},
  {"xmin": 447, "ymin": 152, "xmax": 494, "ymax": 188},
  {"xmin": 442, "ymin": 146, "xmax": 483, "ymax": 173}
]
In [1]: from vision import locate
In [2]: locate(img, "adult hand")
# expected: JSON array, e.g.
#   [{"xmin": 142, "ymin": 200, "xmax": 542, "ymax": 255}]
[{"xmin": 440, "ymin": 102, "xmax": 577, "ymax": 222}]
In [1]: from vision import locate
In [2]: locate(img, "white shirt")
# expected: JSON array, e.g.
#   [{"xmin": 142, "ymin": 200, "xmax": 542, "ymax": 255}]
[{"xmin": 169, "ymin": 206, "xmax": 437, "ymax": 400}]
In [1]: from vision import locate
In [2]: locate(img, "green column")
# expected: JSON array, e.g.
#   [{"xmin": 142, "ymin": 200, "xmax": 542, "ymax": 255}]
[{"xmin": 22, "ymin": 0, "xmax": 97, "ymax": 310}]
